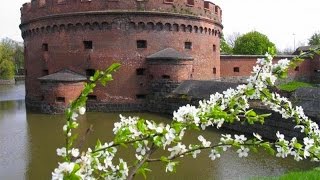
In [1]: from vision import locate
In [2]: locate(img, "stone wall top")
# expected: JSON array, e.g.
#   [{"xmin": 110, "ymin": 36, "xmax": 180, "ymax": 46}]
[{"xmin": 21, "ymin": 0, "xmax": 222, "ymax": 24}]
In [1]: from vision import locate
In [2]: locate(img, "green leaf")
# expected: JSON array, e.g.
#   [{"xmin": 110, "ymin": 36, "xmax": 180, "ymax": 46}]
[
  {"xmin": 160, "ymin": 156, "xmax": 169, "ymax": 163},
  {"xmin": 105, "ymin": 63, "xmax": 121, "ymax": 73}
]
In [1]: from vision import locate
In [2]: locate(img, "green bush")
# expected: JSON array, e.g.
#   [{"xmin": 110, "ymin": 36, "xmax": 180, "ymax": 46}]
[{"xmin": 233, "ymin": 31, "xmax": 276, "ymax": 55}]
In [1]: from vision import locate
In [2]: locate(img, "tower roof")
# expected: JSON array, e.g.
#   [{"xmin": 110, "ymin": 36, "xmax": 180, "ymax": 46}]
[
  {"xmin": 146, "ymin": 48, "xmax": 193, "ymax": 61},
  {"xmin": 38, "ymin": 69, "xmax": 87, "ymax": 82}
]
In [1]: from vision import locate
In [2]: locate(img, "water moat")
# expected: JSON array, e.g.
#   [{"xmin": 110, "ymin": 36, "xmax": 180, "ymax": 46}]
[{"xmin": 0, "ymin": 83, "xmax": 317, "ymax": 180}]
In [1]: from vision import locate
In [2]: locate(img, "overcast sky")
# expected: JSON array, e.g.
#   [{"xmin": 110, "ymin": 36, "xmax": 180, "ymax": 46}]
[{"xmin": 1, "ymin": 0, "xmax": 319, "ymax": 51}]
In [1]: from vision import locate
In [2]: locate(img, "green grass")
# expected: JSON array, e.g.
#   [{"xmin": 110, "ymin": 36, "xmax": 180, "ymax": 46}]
[
  {"xmin": 251, "ymin": 167, "xmax": 320, "ymax": 180},
  {"xmin": 277, "ymin": 81, "xmax": 314, "ymax": 92}
]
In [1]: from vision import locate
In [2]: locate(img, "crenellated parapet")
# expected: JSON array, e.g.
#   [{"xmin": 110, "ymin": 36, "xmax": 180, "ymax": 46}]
[{"xmin": 20, "ymin": 0, "xmax": 222, "ymax": 24}]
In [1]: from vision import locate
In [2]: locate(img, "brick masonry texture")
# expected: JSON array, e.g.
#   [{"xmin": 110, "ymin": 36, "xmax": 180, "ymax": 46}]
[{"xmin": 20, "ymin": 0, "xmax": 222, "ymax": 113}]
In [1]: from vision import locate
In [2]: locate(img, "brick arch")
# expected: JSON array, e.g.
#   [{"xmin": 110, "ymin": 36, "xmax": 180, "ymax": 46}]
[
  {"xmin": 84, "ymin": 22, "xmax": 91, "ymax": 31},
  {"xmin": 52, "ymin": 25, "xmax": 59, "ymax": 33},
  {"xmin": 172, "ymin": 23, "xmax": 179, "ymax": 31},
  {"xmin": 199, "ymin": 26, "xmax": 203, "ymax": 33},
  {"xmin": 75, "ymin": 23, "xmax": 83, "ymax": 31},
  {"xmin": 129, "ymin": 22, "xmax": 136, "ymax": 30},
  {"xmin": 180, "ymin": 24, "xmax": 186, "ymax": 32},
  {"xmin": 146, "ymin": 22, "xmax": 154, "ymax": 31},
  {"xmin": 193, "ymin": 26, "xmax": 198, "ymax": 33},
  {"xmin": 67, "ymin": 23, "xmax": 75, "ymax": 32},
  {"xmin": 164, "ymin": 23, "xmax": 172, "ymax": 31},
  {"xmin": 186, "ymin": 25, "xmax": 192, "ymax": 33},
  {"xmin": 101, "ymin": 22, "xmax": 110, "ymax": 30},
  {"xmin": 155, "ymin": 22, "xmax": 163, "ymax": 31},
  {"xmin": 45, "ymin": 26, "xmax": 51, "ymax": 33},
  {"xmin": 59, "ymin": 24, "xmax": 66, "ymax": 31},
  {"xmin": 92, "ymin": 22, "xmax": 100, "ymax": 30},
  {"xmin": 137, "ymin": 22, "xmax": 145, "ymax": 31}
]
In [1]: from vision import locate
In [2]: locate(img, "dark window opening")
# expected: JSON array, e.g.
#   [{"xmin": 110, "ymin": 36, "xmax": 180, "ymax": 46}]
[
  {"xmin": 204, "ymin": 1, "xmax": 209, "ymax": 9},
  {"xmin": 213, "ymin": 44, "xmax": 216, "ymax": 52},
  {"xmin": 136, "ymin": 68, "xmax": 146, "ymax": 75},
  {"xmin": 43, "ymin": 69, "xmax": 49, "ymax": 76},
  {"xmin": 190, "ymin": 74, "xmax": 193, "ymax": 79},
  {"xmin": 185, "ymin": 42, "xmax": 192, "ymax": 49},
  {"xmin": 137, "ymin": 40, "xmax": 147, "ymax": 48},
  {"xmin": 213, "ymin": 67, "xmax": 216, "ymax": 74},
  {"xmin": 215, "ymin": 6, "xmax": 219, "ymax": 14},
  {"xmin": 56, "ymin": 97, "xmax": 65, "ymax": 103},
  {"xmin": 136, "ymin": 94, "xmax": 147, "ymax": 99},
  {"xmin": 295, "ymin": 66, "xmax": 300, "ymax": 71},
  {"xmin": 86, "ymin": 69, "xmax": 95, "ymax": 77},
  {"xmin": 187, "ymin": 0, "xmax": 194, "ymax": 6},
  {"xmin": 234, "ymin": 67, "xmax": 240, "ymax": 72},
  {"xmin": 83, "ymin": 41, "xmax": 93, "ymax": 49},
  {"xmin": 192, "ymin": 68, "xmax": 195, "ymax": 73},
  {"xmin": 42, "ymin": 43, "xmax": 48, "ymax": 51},
  {"xmin": 40, "ymin": 95, "xmax": 45, "ymax": 101},
  {"xmin": 139, "ymin": 83, "xmax": 144, "ymax": 87},
  {"xmin": 88, "ymin": 95, "xmax": 97, "ymax": 101},
  {"xmin": 162, "ymin": 75, "xmax": 171, "ymax": 79}
]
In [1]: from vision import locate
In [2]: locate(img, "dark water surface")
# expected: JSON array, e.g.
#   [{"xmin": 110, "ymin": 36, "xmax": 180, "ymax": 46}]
[{"xmin": 0, "ymin": 83, "xmax": 317, "ymax": 180}]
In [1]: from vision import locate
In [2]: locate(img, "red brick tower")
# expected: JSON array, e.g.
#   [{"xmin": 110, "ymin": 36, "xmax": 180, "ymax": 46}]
[{"xmin": 20, "ymin": 0, "xmax": 223, "ymax": 113}]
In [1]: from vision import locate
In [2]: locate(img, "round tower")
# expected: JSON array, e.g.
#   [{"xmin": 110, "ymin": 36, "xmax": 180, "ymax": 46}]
[{"xmin": 20, "ymin": 0, "xmax": 223, "ymax": 112}]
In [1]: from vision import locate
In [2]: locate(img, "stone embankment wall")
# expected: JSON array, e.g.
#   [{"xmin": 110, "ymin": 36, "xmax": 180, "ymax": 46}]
[
  {"xmin": 0, "ymin": 80, "xmax": 15, "ymax": 85},
  {"xmin": 156, "ymin": 80, "xmax": 320, "ymax": 140}
]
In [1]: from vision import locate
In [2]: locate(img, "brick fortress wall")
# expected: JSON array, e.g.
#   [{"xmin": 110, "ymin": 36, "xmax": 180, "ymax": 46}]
[
  {"xmin": 220, "ymin": 55, "xmax": 314, "ymax": 83},
  {"xmin": 20, "ymin": 0, "xmax": 223, "ymax": 113}
]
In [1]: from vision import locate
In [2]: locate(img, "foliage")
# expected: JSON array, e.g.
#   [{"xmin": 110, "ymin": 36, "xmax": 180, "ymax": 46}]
[
  {"xmin": 308, "ymin": 32, "xmax": 320, "ymax": 46},
  {"xmin": 278, "ymin": 81, "xmax": 314, "ymax": 92},
  {"xmin": 233, "ymin": 31, "xmax": 276, "ymax": 55},
  {"xmin": 253, "ymin": 167, "xmax": 320, "ymax": 180},
  {"xmin": 52, "ymin": 47, "xmax": 320, "ymax": 180},
  {"xmin": 0, "ymin": 38, "xmax": 24, "ymax": 79},
  {"xmin": 220, "ymin": 35, "xmax": 233, "ymax": 54},
  {"xmin": 0, "ymin": 44, "xmax": 15, "ymax": 79},
  {"xmin": 273, "ymin": 167, "xmax": 320, "ymax": 180}
]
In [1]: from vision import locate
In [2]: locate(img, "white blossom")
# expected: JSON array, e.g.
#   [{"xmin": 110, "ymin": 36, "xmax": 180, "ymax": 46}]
[
  {"xmin": 209, "ymin": 149, "xmax": 221, "ymax": 160},
  {"xmin": 56, "ymin": 147, "xmax": 67, "ymax": 157},
  {"xmin": 166, "ymin": 162, "xmax": 175, "ymax": 172},
  {"xmin": 71, "ymin": 112, "xmax": 78, "ymax": 121},
  {"xmin": 79, "ymin": 107, "xmax": 86, "ymax": 115},
  {"xmin": 71, "ymin": 148, "xmax": 80, "ymax": 157},
  {"xmin": 237, "ymin": 146, "xmax": 249, "ymax": 158}
]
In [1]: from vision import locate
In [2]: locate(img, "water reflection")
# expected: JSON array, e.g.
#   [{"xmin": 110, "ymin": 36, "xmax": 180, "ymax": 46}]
[
  {"xmin": 0, "ymin": 84, "xmax": 318, "ymax": 180},
  {"xmin": 0, "ymin": 100, "xmax": 27, "ymax": 180}
]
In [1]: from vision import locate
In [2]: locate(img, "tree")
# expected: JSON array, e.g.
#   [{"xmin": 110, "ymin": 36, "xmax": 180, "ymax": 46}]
[
  {"xmin": 226, "ymin": 32, "xmax": 241, "ymax": 48},
  {"xmin": 308, "ymin": 32, "xmax": 320, "ymax": 46},
  {"xmin": 0, "ymin": 44, "xmax": 15, "ymax": 79},
  {"xmin": 52, "ymin": 48, "xmax": 320, "ymax": 180},
  {"xmin": 0, "ymin": 38, "xmax": 24, "ymax": 79},
  {"xmin": 233, "ymin": 31, "xmax": 276, "ymax": 55},
  {"xmin": 220, "ymin": 35, "xmax": 233, "ymax": 54}
]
